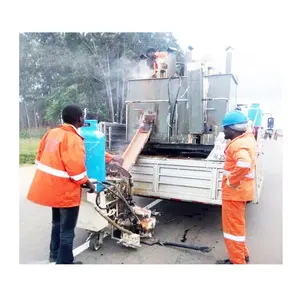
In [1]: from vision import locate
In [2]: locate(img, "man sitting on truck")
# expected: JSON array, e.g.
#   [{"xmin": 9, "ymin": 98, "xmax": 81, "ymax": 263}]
[
  {"xmin": 85, "ymin": 112, "xmax": 123, "ymax": 166},
  {"xmin": 143, "ymin": 48, "xmax": 168, "ymax": 78},
  {"xmin": 216, "ymin": 110, "xmax": 256, "ymax": 264}
]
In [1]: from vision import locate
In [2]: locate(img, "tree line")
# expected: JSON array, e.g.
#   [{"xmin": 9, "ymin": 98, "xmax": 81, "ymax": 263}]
[{"xmin": 19, "ymin": 32, "xmax": 183, "ymax": 130}]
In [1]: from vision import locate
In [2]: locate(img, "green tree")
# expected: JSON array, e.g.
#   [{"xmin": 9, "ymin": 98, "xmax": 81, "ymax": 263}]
[{"xmin": 19, "ymin": 32, "xmax": 183, "ymax": 126}]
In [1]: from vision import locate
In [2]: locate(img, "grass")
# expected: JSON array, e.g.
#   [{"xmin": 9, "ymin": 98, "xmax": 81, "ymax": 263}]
[
  {"xmin": 19, "ymin": 138, "xmax": 40, "ymax": 165},
  {"xmin": 19, "ymin": 127, "xmax": 49, "ymax": 165}
]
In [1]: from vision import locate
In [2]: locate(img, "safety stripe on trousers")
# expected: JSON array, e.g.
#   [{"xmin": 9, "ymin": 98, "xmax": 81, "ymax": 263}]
[
  {"xmin": 35, "ymin": 160, "xmax": 86, "ymax": 181},
  {"xmin": 223, "ymin": 232, "xmax": 246, "ymax": 242},
  {"xmin": 223, "ymin": 170, "xmax": 254, "ymax": 179}
]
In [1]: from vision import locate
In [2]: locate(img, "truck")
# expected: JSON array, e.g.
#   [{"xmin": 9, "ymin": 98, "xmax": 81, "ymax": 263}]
[
  {"xmin": 115, "ymin": 47, "xmax": 264, "ymax": 205},
  {"xmin": 78, "ymin": 47, "xmax": 264, "ymax": 251}
]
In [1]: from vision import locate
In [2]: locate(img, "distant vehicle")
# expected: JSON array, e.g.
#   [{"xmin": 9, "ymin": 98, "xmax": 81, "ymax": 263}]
[{"xmin": 264, "ymin": 129, "xmax": 273, "ymax": 140}]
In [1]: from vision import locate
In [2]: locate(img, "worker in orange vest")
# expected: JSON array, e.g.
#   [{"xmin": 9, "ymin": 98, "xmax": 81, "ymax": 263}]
[
  {"xmin": 216, "ymin": 110, "xmax": 256, "ymax": 264},
  {"xmin": 145, "ymin": 48, "xmax": 168, "ymax": 78},
  {"xmin": 85, "ymin": 112, "xmax": 123, "ymax": 165},
  {"xmin": 27, "ymin": 104, "xmax": 96, "ymax": 264}
]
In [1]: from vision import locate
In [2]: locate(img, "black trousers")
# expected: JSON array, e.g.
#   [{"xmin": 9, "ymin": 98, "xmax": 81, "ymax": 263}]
[{"xmin": 50, "ymin": 206, "xmax": 79, "ymax": 264}]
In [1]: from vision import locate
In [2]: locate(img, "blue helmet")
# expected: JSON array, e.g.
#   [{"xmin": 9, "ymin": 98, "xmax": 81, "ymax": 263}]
[{"xmin": 222, "ymin": 110, "xmax": 248, "ymax": 127}]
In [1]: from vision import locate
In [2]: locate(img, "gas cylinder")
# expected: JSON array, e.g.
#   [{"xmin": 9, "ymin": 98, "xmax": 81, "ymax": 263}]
[
  {"xmin": 79, "ymin": 120, "xmax": 106, "ymax": 192},
  {"xmin": 248, "ymin": 103, "xmax": 262, "ymax": 127}
]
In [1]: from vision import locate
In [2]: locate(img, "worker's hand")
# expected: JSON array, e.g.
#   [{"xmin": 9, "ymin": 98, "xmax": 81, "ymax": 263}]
[
  {"xmin": 111, "ymin": 155, "xmax": 124, "ymax": 166},
  {"xmin": 226, "ymin": 178, "xmax": 239, "ymax": 189},
  {"xmin": 84, "ymin": 180, "xmax": 96, "ymax": 193}
]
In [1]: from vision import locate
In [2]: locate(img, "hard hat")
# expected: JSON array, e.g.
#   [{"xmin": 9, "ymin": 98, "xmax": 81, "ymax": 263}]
[{"xmin": 222, "ymin": 110, "xmax": 248, "ymax": 127}]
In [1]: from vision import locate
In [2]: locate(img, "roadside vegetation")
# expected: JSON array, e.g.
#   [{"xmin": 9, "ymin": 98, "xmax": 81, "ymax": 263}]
[{"xmin": 19, "ymin": 128, "xmax": 46, "ymax": 165}]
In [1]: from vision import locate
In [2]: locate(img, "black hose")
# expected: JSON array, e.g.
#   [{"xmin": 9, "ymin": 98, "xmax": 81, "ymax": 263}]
[
  {"xmin": 160, "ymin": 241, "xmax": 212, "ymax": 253},
  {"xmin": 95, "ymin": 192, "xmax": 107, "ymax": 210},
  {"xmin": 96, "ymin": 181, "xmax": 141, "ymax": 223},
  {"xmin": 141, "ymin": 240, "xmax": 212, "ymax": 253},
  {"xmin": 167, "ymin": 75, "xmax": 182, "ymax": 139},
  {"xmin": 170, "ymin": 76, "xmax": 182, "ymax": 127}
]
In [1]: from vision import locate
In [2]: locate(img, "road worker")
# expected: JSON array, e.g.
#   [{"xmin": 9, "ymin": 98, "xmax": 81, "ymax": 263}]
[
  {"xmin": 27, "ymin": 104, "xmax": 95, "ymax": 264},
  {"xmin": 216, "ymin": 110, "xmax": 256, "ymax": 264},
  {"xmin": 85, "ymin": 112, "xmax": 123, "ymax": 166},
  {"xmin": 144, "ymin": 48, "xmax": 168, "ymax": 78}
]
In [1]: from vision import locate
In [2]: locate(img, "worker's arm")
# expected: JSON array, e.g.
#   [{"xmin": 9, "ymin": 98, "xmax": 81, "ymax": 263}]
[
  {"xmin": 61, "ymin": 136, "xmax": 89, "ymax": 186},
  {"xmin": 227, "ymin": 148, "xmax": 252, "ymax": 188},
  {"xmin": 105, "ymin": 152, "xmax": 124, "ymax": 166},
  {"xmin": 105, "ymin": 152, "xmax": 114, "ymax": 164}
]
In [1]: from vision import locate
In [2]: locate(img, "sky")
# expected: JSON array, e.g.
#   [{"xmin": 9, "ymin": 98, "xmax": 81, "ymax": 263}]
[{"xmin": 174, "ymin": 31, "xmax": 283, "ymax": 128}]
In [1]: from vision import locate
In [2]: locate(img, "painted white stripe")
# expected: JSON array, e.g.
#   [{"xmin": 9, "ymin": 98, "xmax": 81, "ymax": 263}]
[
  {"xmin": 236, "ymin": 160, "xmax": 251, "ymax": 168},
  {"xmin": 70, "ymin": 171, "xmax": 87, "ymax": 181},
  {"xmin": 73, "ymin": 241, "xmax": 90, "ymax": 256},
  {"xmin": 144, "ymin": 199, "xmax": 162, "ymax": 209},
  {"xmin": 223, "ymin": 232, "xmax": 245, "ymax": 242}
]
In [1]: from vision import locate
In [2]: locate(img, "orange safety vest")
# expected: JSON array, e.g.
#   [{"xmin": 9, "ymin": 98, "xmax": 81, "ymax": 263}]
[
  {"xmin": 154, "ymin": 51, "xmax": 168, "ymax": 69},
  {"xmin": 27, "ymin": 124, "xmax": 88, "ymax": 208},
  {"xmin": 222, "ymin": 132, "xmax": 257, "ymax": 201}
]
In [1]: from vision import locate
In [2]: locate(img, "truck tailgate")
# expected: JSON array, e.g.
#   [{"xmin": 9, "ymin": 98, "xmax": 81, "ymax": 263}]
[{"xmin": 131, "ymin": 156, "xmax": 224, "ymax": 205}]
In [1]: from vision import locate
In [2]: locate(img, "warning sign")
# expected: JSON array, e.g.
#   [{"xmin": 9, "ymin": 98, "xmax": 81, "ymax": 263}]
[{"xmin": 206, "ymin": 132, "xmax": 228, "ymax": 161}]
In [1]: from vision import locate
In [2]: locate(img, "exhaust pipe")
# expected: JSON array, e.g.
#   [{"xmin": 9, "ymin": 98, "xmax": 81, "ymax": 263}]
[
  {"xmin": 167, "ymin": 47, "xmax": 177, "ymax": 77},
  {"xmin": 225, "ymin": 46, "xmax": 234, "ymax": 74},
  {"xmin": 184, "ymin": 48, "xmax": 193, "ymax": 76}
]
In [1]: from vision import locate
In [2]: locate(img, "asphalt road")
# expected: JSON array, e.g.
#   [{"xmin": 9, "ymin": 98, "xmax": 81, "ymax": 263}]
[{"xmin": 19, "ymin": 138, "xmax": 282, "ymax": 264}]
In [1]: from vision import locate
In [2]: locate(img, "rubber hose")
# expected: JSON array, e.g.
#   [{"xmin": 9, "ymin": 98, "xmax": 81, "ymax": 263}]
[
  {"xmin": 94, "ymin": 206, "xmax": 134, "ymax": 235},
  {"xmin": 160, "ymin": 241, "xmax": 212, "ymax": 253}
]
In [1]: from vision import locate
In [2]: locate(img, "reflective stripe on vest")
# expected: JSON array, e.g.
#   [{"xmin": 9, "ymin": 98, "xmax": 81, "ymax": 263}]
[
  {"xmin": 223, "ymin": 232, "xmax": 246, "ymax": 242},
  {"xmin": 35, "ymin": 160, "xmax": 86, "ymax": 181},
  {"xmin": 223, "ymin": 169, "xmax": 254, "ymax": 179},
  {"xmin": 236, "ymin": 160, "xmax": 251, "ymax": 168}
]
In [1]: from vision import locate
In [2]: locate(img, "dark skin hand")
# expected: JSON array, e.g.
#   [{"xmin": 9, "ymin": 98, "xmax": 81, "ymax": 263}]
[{"xmin": 82, "ymin": 179, "xmax": 96, "ymax": 193}]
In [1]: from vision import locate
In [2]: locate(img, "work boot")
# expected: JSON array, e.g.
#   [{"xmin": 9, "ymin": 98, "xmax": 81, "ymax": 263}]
[
  {"xmin": 54, "ymin": 259, "xmax": 83, "ymax": 265},
  {"xmin": 216, "ymin": 257, "xmax": 250, "ymax": 264},
  {"xmin": 216, "ymin": 258, "xmax": 232, "ymax": 264}
]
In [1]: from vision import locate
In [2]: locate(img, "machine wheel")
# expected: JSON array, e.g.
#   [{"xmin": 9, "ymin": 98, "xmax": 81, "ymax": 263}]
[{"xmin": 89, "ymin": 234, "xmax": 103, "ymax": 251}]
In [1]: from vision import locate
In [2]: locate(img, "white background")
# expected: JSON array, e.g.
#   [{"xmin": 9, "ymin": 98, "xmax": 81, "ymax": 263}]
[{"xmin": 0, "ymin": 0, "xmax": 297, "ymax": 299}]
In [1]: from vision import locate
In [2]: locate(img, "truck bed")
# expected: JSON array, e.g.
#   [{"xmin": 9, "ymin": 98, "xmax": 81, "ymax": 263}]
[
  {"xmin": 130, "ymin": 155, "xmax": 225, "ymax": 205},
  {"xmin": 131, "ymin": 152, "xmax": 263, "ymax": 205}
]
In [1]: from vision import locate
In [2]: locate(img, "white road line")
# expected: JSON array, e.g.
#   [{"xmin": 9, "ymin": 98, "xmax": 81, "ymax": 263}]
[
  {"xmin": 32, "ymin": 198, "xmax": 163, "ymax": 263},
  {"xmin": 144, "ymin": 199, "xmax": 162, "ymax": 209},
  {"xmin": 73, "ymin": 241, "xmax": 90, "ymax": 256}
]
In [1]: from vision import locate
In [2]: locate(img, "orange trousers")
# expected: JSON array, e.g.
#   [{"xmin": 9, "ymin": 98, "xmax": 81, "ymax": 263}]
[{"xmin": 222, "ymin": 200, "xmax": 249, "ymax": 264}]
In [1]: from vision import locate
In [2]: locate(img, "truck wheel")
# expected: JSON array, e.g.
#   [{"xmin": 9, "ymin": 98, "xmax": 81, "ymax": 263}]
[{"xmin": 89, "ymin": 234, "xmax": 103, "ymax": 251}]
